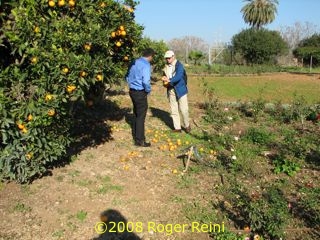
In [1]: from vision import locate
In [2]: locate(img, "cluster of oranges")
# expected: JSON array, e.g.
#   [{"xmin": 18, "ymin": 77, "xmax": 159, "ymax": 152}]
[
  {"xmin": 123, "ymin": 5, "xmax": 134, "ymax": 13},
  {"xmin": 111, "ymin": 25, "xmax": 126, "ymax": 48},
  {"xmin": 119, "ymin": 151, "xmax": 140, "ymax": 171},
  {"xmin": 147, "ymin": 129, "xmax": 218, "ymax": 160},
  {"xmin": 48, "ymin": 0, "xmax": 76, "ymax": 8}
]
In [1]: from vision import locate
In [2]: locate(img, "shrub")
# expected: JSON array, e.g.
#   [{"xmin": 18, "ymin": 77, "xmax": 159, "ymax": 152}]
[
  {"xmin": 232, "ymin": 28, "xmax": 288, "ymax": 64},
  {"xmin": 0, "ymin": 0, "xmax": 142, "ymax": 182},
  {"xmin": 243, "ymin": 127, "xmax": 273, "ymax": 146}
]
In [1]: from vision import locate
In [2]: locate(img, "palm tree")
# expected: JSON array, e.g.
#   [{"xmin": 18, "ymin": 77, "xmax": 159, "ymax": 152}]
[{"xmin": 241, "ymin": 0, "xmax": 279, "ymax": 29}]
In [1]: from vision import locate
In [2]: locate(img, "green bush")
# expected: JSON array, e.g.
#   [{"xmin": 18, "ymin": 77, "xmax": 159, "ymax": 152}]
[
  {"xmin": 243, "ymin": 127, "xmax": 273, "ymax": 146},
  {"xmin": 228, "ymin": 184, "xmax": 289, "ymax": 239},
  {"xmin": 293, "ymin": 34, "xmax": 320, "ymax": 67},
  {"xmin": 232, "ymin": 28, "xmax": 288, "ymax": 64},
  {"xmin": 0, "ymin": 0, "xmax": 142, "ymax": 183}
]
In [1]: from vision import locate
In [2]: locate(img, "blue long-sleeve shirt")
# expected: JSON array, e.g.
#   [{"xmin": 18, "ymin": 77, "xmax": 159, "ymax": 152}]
[{"xmin": 126, "ymin": 57, "xmax": 151, "ymax": 93}]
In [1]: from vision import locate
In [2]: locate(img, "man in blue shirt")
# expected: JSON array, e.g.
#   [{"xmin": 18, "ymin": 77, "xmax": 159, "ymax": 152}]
[{"xmin": 126, "ymin": 48, "xmax": 155, "ymax": 147}]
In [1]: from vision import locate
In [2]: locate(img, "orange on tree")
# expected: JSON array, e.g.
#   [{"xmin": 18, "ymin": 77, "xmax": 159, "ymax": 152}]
[
  {"xmin": 84, "ymin": 43, "xmax": 91, "ymax": 51},
  {"xmin": 111, "ymin": 32, "xmax": 116, "ymax": 38},
  {"xmin": 62, "ymin": 67, "xmax": 69, "ymax": 74},
  {"xmin": 48, "ymin": 109, "xmax": 56, "ymax": 116},
  {"xmin": 100, "ymin": 2, "xmax": 106, "ymax": 8},
  {"xmin": 119, "ymin": 25, "xmax": 125, "ymax": 31},
  {"xmin": 34, "ymin": 26, "xmax": 40, "ymax": 33},
  {"xmin": 96, "ymin": 74, "xmax": 103, "ymax": 81},
  {"xmin": 66, "ymin": 85, "xmax": 76, "ymax": 93},
  {"xmin": 31, "ymin": 57, "xmax": 37, "ymax": 64},
  {"xmin": 115, "ymin": 41, "xmax": 122, "ymax": 47},
  {"xmin": 123, "ymin": 56, "xmax": 129, "ymax": 61},
  {"xmin": 121, "ymin": 30, "xmax": 126, "ymax": 37},
  {"xmin": 17, "ymin": 123, "xmax": 25, "ymax": 130},
  {"xmin": 48, "ymin": 0, "xmax": 55, "ymax": 7},
  {"xmin": 45, "ymin": 94, "xmax": 53, "ymax": 101},
  {"xmin": 58, "ymin": 0, "xmax": 65, "ymax": 7},
  {"xmin": 26, "ymin": 153, "xmax": 33, "ymax": 160},
  {"xmin": 68, "ymin": 0, "xmax": 75, "ymax": 7},
  {"xmin": 27, "ymin": 114, "xmax": 33, "ymax": 121},
  {"xmin": 21, "ymin": 127, "xmax": 28, "ymax": 134},
  {"xmin": 80, "ymin": 71, "xmax": 87, "ymax": 77}
]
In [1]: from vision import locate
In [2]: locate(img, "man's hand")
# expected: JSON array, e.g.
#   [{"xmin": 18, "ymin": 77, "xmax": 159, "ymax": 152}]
[
  {"xmin": 162, "ymin": 76, "xmax": 169, "ymax": 82},
  {"xmin": 162, "ymin": 76, "xmax": 170, "ymax": 87}
]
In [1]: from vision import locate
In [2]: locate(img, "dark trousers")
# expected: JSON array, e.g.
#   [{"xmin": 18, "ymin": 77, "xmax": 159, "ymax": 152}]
[{"xmin": 129, "ymin": 90, "xmax": 148, "ymax": 143}]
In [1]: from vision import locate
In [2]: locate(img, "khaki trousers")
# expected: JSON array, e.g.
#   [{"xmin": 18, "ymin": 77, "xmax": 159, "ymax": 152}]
[{"xmin": 168, "ymin": 89, "xmax": 190, "ymax": 130}]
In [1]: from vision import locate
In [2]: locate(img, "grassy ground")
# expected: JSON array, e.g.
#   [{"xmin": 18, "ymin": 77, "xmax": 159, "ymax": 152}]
[
  {"xmin": 192, "ymin": 73, "xmax": 320, "ymax": 103},
  {"xmin": 0, "ymin": 73, "xmax": 319, "ymax": 240}
]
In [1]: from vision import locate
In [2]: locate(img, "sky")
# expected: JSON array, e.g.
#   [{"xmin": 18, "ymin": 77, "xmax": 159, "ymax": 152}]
[{"xmin": 134, "ymin": 0, "xmax": 320, "ymax": 44}]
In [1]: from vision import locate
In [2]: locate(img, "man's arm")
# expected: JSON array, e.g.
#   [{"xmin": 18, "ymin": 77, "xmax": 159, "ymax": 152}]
[
  {"xmin": 142, "ymin": 65, "xmax": 151, "ymax": 93},
  {"xmin": 169, "ymin": 63, "xmax": 184, "ymax": 86}
]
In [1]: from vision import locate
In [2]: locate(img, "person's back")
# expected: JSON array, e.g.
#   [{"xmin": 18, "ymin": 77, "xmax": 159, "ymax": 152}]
[{"xmin": 126, "ymin": 48, "xmax": 155, "ymax": 147}]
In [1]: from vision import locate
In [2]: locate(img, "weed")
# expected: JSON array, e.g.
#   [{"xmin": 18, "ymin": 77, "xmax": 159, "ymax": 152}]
[
  {"xmin": 297, "ymin": 187, "xmax": 320, "ymax": 226},
  {"xmin": 243, "ymin": 127, "xmax": 274, "ymax": 146},
  {"xmin": 96, "ymin": 175, "xmax": 123, "ymax": 194},
  {"xmin": 12, "ymin": 202, "xmax": 32, "ymax": 213},
  {"xmin": 211, "ymin": 230, "xmax": 248, "ymax": 240},
  {"xmin": 68, "ymin": 170, "xmax": 81, "ymax": 178},
  {"xmin": 55, "ymin": 175, "xmax": 64, "ymax": 182},
  {"xmin": 183, "ymin": 200, "xmax": 217, "ymax": 224},
  {"xmin": 52, "ymin": 229, "xmax": 64, "ymax": 238},
  {"xmin": 177, "ymin": 175, "xmax": 196, "ymax": 189},
  {"xmin": 76, "ymin": 210, "xmax": 87, "ymax": 222},
  {"xmin": 76, "ymin": 179, "xmax": 93, "ymax": 187},
  {"xmin": 273, "ymin": 155, "xmax": 300, "ymax": 176}
]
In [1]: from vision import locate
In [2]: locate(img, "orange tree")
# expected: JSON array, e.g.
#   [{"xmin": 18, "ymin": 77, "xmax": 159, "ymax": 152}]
[{"xmin": 0, "ymin": 0, "xmax": 143, "ymax": 182}]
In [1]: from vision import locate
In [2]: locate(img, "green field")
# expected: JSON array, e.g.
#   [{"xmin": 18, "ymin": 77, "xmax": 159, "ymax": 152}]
[{"xmin": 192, "ymin": 73, "xmax": 320, "ymax": 103}]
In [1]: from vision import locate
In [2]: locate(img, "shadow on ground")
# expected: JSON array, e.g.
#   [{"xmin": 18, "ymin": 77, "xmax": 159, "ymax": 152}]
[
  {"xmin": 92, "ymin": 209, "xmax": 141, "ymax": 240},
  {"xmin": 150, "ymin": 107, "xmax": 173, "ymax": 129},
  {"xmin": 44, "ymin": 98, "xmax": 131, "ymax": 175}
]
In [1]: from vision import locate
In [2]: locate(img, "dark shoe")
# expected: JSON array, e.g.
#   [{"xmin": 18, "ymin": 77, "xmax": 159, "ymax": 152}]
[
  {"xmin": 184, "ymin": 126, "xmax": 191, "ymax": 133},
  {"xmin": 135, "ymin": 141, "xmax": 151, "ymax": 147},
  {"xmin": 172, "ymin": 129, "xmax": 182, "ymax": 133}
]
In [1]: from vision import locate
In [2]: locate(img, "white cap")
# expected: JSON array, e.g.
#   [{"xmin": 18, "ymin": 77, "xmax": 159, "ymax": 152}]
[{"xmin": 164, "ymin": 50, "xmax": 175, "ymax": 58}]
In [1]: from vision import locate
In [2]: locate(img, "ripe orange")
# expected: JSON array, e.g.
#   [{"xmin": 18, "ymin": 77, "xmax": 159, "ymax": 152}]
[
  {"xmin": 120, "ymin": 30, "xmax": 126, "ymax": 37},
  {"xmin": 111, "ymin": 32, "xmax": 116, "ymax": 38},
  {"xmin": 31, "ymin": 57, "xmax": 37, "ymax": 64},
  {"xmin": 48, "ymin": 0, "xmax": 55, "ymax": 7},
  {"xmin": 58, "ymin": 0, "xmax": 65, "ymax": 7},
  {"xmin": 34, "ymin": 26, "xmax": 40, "ymax": 33},
  {"xmin": 17, "ymin": 123, "xmax": 25, "ymax": 130},
  {"xmin": 66, "ymin": 85, "xmax": 76, "ymax": 93},
  {"xmin": 119, "ymin": 25, "xmax": 125, "ymax": 31},
  {"xmin": 68, "ymin": 0, "xmax": 75, "ymax": 7},
  {"xmin": 48, "ymin": 109, "xmax": 55, "ymax": 116},
  {"xmin": 80, "ymin": 71, "xmax": 87, "ymax": 77},
  {"xmin": 84, "ymin": 43, "xmax": 91, "ymax": 51},
  {"xmin": 115, "ymin": 41, "xmax": 122, "ymax": 47},
  {"xmin": 123, "ymin": 56, "xmax": 129, "ymax": 61},
  {"xmin": 21, "ymin": 128, "xmax": 28, "ymax": 134},
  {"xmin": 26, "ymin": 153, "xmax": 33, "ymax": 160},
  {"xmin": 96, "ymin": 74, "xmax": 103, "ymax": 81},
  {"xmin": 45, "ymin": 94, "xmax": 53, "ymax": 101},
  {"xmin": 62, "ymin": 67, "xmax": 69, "ymax": 74},
  {"xmin": 27, "ymin": 114, "xmax": 33, "ymax": 121}
]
